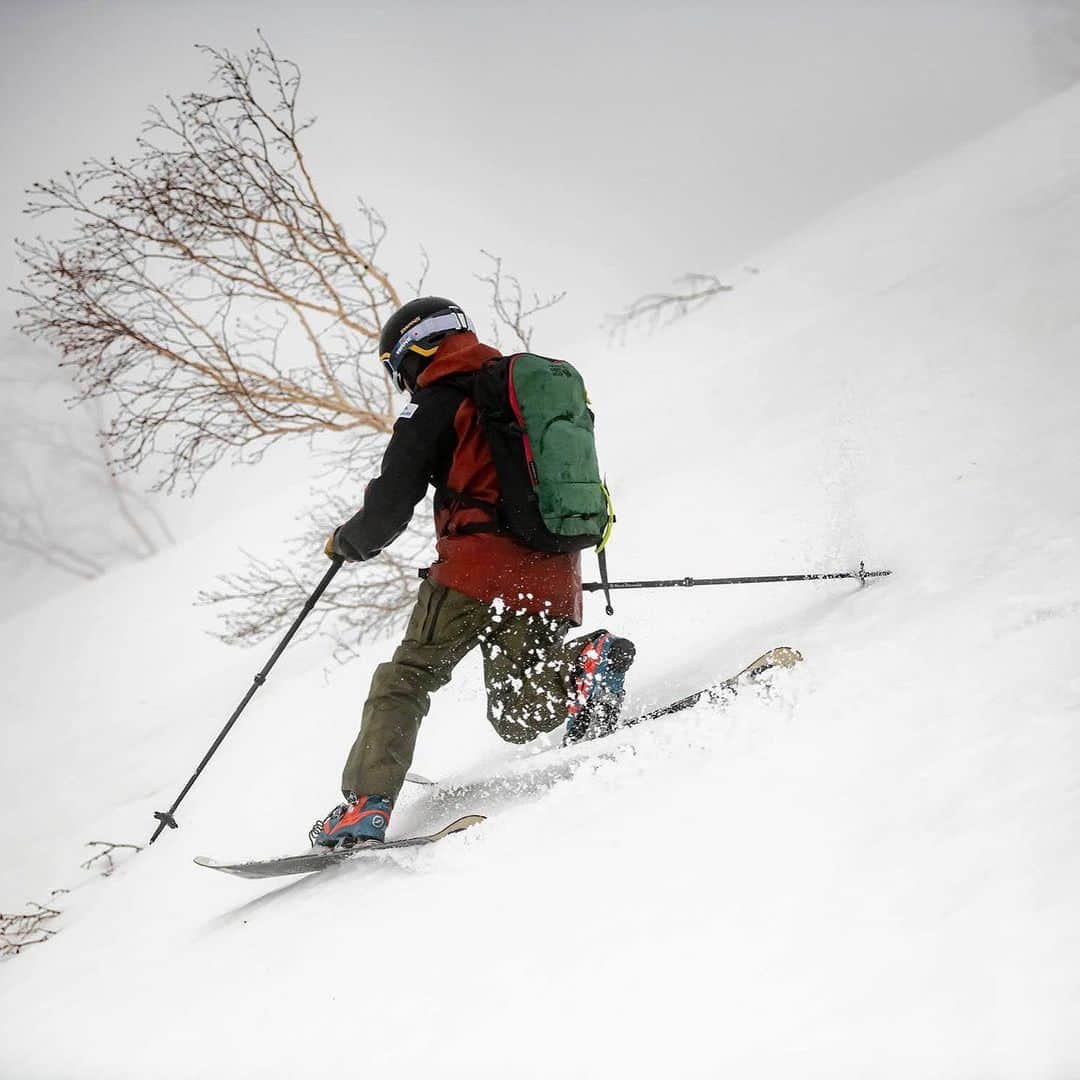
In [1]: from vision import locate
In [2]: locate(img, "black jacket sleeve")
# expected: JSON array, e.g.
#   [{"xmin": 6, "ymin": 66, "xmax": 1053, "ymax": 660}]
[{"xmin": 334, "ymin": 385, "xmax": 462, "ymax": 561}]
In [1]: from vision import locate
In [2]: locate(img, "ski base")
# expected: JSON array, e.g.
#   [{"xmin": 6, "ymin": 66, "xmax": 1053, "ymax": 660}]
[{"xmin": 194, "ymin": 814, "xmax": 485, "ymax": 880}]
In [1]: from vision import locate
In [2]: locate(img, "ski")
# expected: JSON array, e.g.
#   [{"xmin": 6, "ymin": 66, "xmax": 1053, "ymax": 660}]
[
  {"xmin": 404, "ymin": 646, "xmax": 803, "ymax": 785},
  {"xmin": 612, "ymin": 645, "xmax": 803, "ymax": 733},
  {"xmin": 194, "ymin": 814, "xmax": 485, "ymax": 880}
]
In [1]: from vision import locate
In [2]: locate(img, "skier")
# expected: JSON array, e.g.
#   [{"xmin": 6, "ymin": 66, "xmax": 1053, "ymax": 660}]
[{"xmin": 310, "ymin": 297, "xmax": 635, "ymax": 848}]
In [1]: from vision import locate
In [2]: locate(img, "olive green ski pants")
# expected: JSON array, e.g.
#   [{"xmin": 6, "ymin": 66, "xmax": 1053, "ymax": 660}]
[{"xmin": 342, "ymin": 580, "xmax": 588, "ymax": 800}]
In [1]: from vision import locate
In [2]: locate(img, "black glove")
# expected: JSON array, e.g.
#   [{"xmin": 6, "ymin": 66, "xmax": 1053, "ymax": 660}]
[{"xmin": 324, "ymin": 527, "xmax": 359, "ymax": 562}]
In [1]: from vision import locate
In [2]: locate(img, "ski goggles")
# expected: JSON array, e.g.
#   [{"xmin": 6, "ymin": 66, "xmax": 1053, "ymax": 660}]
[{"xmin": 381, "ymin": 308, "xmax": 475, "ymax": 391}]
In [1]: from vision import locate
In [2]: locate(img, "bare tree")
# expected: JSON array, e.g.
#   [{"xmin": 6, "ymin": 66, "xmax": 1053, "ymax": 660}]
[
  {"xmin": 476, "ymin": 250, "xmax": 565, "ymax": 351},
  {"xmin": 605, "ymin": 272, "xmax": 734, "ymax": 340},
  {"xmin": 1, "ymin": 841, "xmax": 140, "ymax": 960},
  {"xmin": 0, "ymin": 358, "xmax": 173, "ymax": 581},
  {"xmin": 0, "ymin": 458, "xmax": 108, "ymax": 579},
  {"xmin": 196, "ymin": 491, "xmax": 436, "ymax": 660},
  {"xmin": 81, "ymin": 842, "xmax": 144, "ymax": 877},
  {"xmin": 0, "ymin": 896, "xmax": 65, "ymax": 958},
  {"xmin": 14, "ymin": 35, "xmax": 562, "ymax": 649},
  {"xmin": 15, "ymin": 34, "xmax": 400, "ymax": 494}
]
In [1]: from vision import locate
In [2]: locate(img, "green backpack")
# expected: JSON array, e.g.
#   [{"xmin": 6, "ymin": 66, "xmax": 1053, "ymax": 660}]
[{"xmin": 467, "ymin": 354, "xmax": 614, "ymax": 606}]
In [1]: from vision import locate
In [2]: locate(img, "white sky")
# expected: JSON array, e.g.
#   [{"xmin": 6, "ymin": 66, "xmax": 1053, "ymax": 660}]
[{"xmin": 0, "ymin": 0, "xmax": 1069, "ymax": 340}]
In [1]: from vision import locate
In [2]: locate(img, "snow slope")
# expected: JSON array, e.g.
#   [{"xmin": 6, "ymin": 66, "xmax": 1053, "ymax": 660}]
[{"xmin": 2, "ymin": 84, "xmax": 1079, "ymax": 1078}]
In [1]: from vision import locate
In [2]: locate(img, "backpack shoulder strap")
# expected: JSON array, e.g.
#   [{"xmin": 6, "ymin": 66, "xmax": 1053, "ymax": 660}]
[{"xmin": 424, "ymin": 369, "xmax": 503, "ymax": 538}]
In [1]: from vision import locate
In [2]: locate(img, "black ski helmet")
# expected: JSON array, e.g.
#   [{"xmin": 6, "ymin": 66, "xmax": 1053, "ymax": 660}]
[{"xmin": 378, "ymin": 297, "xmax": 474, "ymax": 392}]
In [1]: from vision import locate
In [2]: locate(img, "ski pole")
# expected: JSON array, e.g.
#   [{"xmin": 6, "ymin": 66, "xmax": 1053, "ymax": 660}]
[
  {"xmin": 582, "ymin": 561, "xmax": 891, "ymax": 593},
  {"xmin": 149, "ymin": 556, "xmax": 344, "ymax": 845}
]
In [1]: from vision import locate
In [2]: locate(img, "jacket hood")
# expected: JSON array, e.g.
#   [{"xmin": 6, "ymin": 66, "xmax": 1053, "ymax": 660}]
[{"xmin": 416, "ymin": 332, "xmax": 500, "ymax": 388}]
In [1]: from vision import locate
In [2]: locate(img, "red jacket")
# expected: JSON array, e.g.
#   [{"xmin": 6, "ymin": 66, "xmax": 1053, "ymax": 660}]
[{"xmin": 337, "ymin": 332, "xmax": 582, "ymax": 624}]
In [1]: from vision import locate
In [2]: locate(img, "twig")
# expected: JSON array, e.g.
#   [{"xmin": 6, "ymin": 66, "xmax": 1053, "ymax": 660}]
[
  {"xmin": 476, "ymin": 249, "xmax": 565, "ymax": 351},
  {"xmin": 0, "ymin": 902, "xmax": 63, "ymax": 957},
  {"xmin": 81, "ymin": 841, "xmax": 144, "ymax": 877},
  {"xmin": 606, "ymin": 273, "xmax": 732, "ymax": 340}
]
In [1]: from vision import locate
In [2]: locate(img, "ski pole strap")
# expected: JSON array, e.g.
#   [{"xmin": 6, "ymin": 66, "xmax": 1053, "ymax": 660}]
[{"xmin": 597, "ymin": 547, "xmax": 614, "ymax": 616}]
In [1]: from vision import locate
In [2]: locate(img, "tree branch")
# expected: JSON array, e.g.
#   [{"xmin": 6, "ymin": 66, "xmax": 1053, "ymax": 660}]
[
  {"xmin": 605, "ymin": 273, "xmax": 733, "ymax": 340},
  {"xmin": 477, "ymin": 249, "xmax": 565, "ymax": 351}
]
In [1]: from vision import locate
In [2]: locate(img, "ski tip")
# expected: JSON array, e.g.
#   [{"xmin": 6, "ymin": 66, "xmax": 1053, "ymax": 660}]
[
  {"xmin": 442, "ymin": 814, "xmax": 486, "ymax": 834},
  {"xmin": 404, "ymin": 771, "xmax": 437, "ymax": 786},
  {"xmin": 426, "ymin": 814, "xmax": 486, "ymax": 843},
  {"xmin": 769, "ymin": 646, "xmax": 804, "ymax": 667}
]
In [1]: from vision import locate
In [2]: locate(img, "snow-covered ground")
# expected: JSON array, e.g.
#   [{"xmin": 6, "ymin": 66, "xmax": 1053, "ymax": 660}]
[{"xmin": 1, "ymin": 83, "xmax": 1079, "ymax": 1078}]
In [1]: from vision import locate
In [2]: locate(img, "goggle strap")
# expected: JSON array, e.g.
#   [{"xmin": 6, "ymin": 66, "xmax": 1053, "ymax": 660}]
[{"xmin": 389, "ymin": 309, "xmax": 474, "ymax": 369}]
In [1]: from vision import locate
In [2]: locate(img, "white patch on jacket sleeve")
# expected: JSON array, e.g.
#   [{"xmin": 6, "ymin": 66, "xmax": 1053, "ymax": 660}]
[{"xmin": 399, "ymin": 402, "xmax": 419, "ymax": 419}]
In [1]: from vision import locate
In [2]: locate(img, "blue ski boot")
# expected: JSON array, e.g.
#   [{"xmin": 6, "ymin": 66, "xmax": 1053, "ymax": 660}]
[
  {"xmin": 310, "ymin": 793, "xmax": 392, "ymax": 848},
  {"xmin": 565, "ymin": 631, "xmax": 636, "ymax": 744}
]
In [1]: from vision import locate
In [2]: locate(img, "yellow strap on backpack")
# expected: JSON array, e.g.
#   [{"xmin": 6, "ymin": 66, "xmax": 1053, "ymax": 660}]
[
  {"xmin": 598, "ymin": 481, "xmax": 615, "ymax": 553},
  {"xmin": 596, "ymin": 482, "xmax": 616, "ymax": 615}
]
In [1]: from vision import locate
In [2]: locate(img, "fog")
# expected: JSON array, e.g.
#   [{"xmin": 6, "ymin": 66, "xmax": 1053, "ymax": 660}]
[
  {"xmin": 2, "ymin": 1, "xmax": 1070, "ymax": 330},
  {"xmin": 0, "ymin": 0, "xmax": 1075, "ymax": 606}
]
